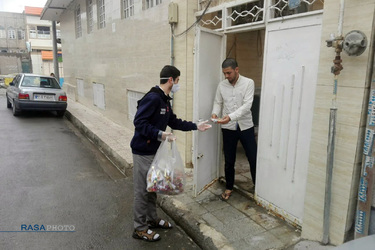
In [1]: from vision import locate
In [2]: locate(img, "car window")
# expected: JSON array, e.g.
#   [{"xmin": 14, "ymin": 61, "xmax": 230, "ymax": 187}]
[
  {"xmin": 21, "ymin": 76, "xmax": 61, "ymax": 89},
  {"xmin": 13, "ymin": 75, "xmax": 20, "ymax": 87}
]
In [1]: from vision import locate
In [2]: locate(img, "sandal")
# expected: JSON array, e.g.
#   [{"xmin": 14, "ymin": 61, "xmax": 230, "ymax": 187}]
[
  {"xmin": 148, "ymin": 219, "xmax": 173, "ymax": 229},
  {"xmin": 132, "ymin": 229, "xmax": 161, "ymax": 242},
  {"xmin": 219, "ymin": 190, "xmax": 233, "ymax": 201}
]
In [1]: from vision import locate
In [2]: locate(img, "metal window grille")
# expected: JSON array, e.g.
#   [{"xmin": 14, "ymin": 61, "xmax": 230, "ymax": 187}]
[
  {"xmin": 87, "ymin": 0, "xmax": 94, "ymax": 33},
  {"xmin": 199, "ymin": 0, "xmax": 323, "ymax": 31},
  {"xmin": 75, "ymin": 6, "xmax": 82, "ymax": 38},
  {"xmin": 17, "ymin": 30, "xmax": 25, "ymax": 40},
  {"xmin": 98, "ymin": 0, "xmax": 106, "ymax": 29},
  {"xmin": 145, "ymin": 0, "xmax": 162, "ymax": 9}
]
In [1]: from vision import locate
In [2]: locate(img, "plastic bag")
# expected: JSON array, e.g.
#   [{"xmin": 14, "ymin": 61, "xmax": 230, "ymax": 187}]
[{"xmin": 146, "ymin": 140, "xmax": 185, "ymax": 195}]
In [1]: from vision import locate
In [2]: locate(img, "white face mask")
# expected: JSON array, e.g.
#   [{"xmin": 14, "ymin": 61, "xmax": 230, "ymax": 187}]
[{"xmin": 171, "ymin": 82, "xmax": 180, "ymax": 93}]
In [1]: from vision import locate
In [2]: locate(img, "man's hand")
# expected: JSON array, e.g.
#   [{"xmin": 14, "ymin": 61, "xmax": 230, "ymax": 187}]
[
  {"xmin": 162, "ymin": 132, "xmax": 176, "ymax": 142},
  {"xmin": 197, "ymin": 120, "xmax": 212, "ymax": 131},
  {"xmin": 217, "ymin": 115, "xmax": 231, "ymax": 124}
]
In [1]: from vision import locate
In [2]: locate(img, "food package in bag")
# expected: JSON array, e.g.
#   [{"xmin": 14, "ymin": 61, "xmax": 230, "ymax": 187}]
[{"xmin": 146, "ymin": 140, "xmax": 185, "ymax": 195}]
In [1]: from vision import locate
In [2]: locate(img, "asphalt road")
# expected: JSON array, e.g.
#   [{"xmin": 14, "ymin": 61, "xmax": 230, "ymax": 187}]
[{"xmin": 0, "ymin": 88, "xmax": 200, "ymax": 250}]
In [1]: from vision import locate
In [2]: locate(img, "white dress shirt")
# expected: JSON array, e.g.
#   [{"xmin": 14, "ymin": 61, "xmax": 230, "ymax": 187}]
[{"xmin": 211, "ymin": 74, "xmax": 254, "ymax": 131}]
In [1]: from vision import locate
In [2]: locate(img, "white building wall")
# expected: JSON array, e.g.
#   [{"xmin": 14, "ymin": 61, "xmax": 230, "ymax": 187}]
[
  {"xmin": 60, "ymin": 0, "xmax": 196, "ymax": 165},
  {"xmin": 302, "ymin": 0, "xmax": 375, "ymax": 244}
]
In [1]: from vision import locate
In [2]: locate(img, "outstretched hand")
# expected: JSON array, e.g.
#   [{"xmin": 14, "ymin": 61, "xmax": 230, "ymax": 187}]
[{"xmin": 197, "ymin": 120, "xmax": 212, "ymax": 131}]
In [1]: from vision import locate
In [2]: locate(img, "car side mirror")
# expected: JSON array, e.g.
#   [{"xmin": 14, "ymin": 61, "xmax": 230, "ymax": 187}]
[{"xmin": 9, "ymin": 81, "xmax": 14, "ymax": 86}]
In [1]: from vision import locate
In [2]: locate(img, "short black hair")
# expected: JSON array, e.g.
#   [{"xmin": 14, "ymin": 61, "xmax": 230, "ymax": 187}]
[
  {"xmin": 160, "ymin": 65, "xmax": 180, "ymax": 84},
  {"xmin": 222, "ymin": 58, "xmax": 238, "ymax": 69}
]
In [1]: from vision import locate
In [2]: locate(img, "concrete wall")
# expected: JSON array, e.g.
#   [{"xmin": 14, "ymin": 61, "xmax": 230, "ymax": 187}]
[
  {"xmin": 0, "ymin": 53, "xmax": 23, "ymax": 74},
  {"xmin": 0, "ymin": 11, "xmax": 26, "ymax": 51},
  {"xmin": 59, "ymin": 0, "xmax": 197, "ymax": 165},
  {"xmin": 302, "ymin": 0, "xmax": 375, "ymax": 244}
]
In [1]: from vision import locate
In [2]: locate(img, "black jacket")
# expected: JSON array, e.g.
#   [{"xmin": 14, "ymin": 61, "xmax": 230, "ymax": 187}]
[{"xmin": 130, "ymin": 86, "xmax": 197, "ymax": 155}]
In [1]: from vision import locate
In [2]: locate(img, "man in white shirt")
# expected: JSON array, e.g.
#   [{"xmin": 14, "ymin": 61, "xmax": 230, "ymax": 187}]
[{"xmin": 211, "ymin": 58, "xmax": 257, "ymax": 201}]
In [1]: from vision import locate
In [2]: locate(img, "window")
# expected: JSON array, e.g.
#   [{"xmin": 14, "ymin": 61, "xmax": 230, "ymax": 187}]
[
  {"xmin": 87, "ymin": 0, "xmax": 94, "ymax": 33},
  {"xmin": 75, "ymin": 5, "xmax": 82, "ymax": 38},
  {"xmin": 123, "ymin": 0, "xmax": 134, "ymax": 19},
  {"xmin": 56, "ymin": 29, "xmax": 61, "ymax": 39},
  {"xmin": 98, "ymin": 0, "xmax": 106, "ymax": 29},
  {"xmin": 8, "ymin": 28, "xmax": 16, "ymax": 39},
  {"xmin": 18, "ymin": 29, "xmax": 25, "ymax": 40},
  {"xmin": 145, "ymin": 0, "xmax": 162, "ymax": 9},
  {"xmin": 21, "ymin": 76, "xmax": 61, "ymax": 89},
  {"xmin": 37, "ymin": 26, "xmax": 50, "ymax": 39},
  {"xmin": 29, "ymin": 26, "xmax": 37, "ymax": 38},
  {"xmin": 0, "ymin": 26, "xmax": 6, "ymax": 38}
]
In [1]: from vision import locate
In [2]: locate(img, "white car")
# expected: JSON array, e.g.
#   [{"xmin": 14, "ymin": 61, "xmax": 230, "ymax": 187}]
[{"xmin": 6, "ymin": 73, "xmax": 67, "ymax": 117}]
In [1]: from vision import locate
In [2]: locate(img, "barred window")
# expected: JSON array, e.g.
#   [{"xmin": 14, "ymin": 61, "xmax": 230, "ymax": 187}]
[
  {"xmin": 18, "ymin": 29, "xmax": 25, "ymax": 40},
  {"xmin": 75, "ymin": 5, "xmax": 82, "ymax": 38},
  {"xmin": 87, "ymin": 0, "xmax": 94, "ymax": 33},
  {"xmin": 145, "ymin": 0, "xmax": 162, "ymax": 9},
  {"xmin": 98, "ymin": 0, "xmax": 106, "ymax": 29}
]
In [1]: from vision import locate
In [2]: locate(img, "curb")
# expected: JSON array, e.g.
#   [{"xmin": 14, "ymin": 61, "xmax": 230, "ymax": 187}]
[
  {"xmin": 157, "ymin": 195, "xmax": 218, "ymax": 250},
  {"xmin": 65, "ymin": 109, "xmax": 132, "ymax": 177}
]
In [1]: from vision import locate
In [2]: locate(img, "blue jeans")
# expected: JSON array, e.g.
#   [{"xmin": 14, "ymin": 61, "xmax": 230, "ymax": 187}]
[{"xmin": 222, "ymin": 126, "xmax": 257, "ymax": 190}]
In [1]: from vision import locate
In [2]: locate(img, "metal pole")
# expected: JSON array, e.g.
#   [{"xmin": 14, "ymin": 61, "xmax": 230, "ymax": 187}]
[
  {"xmin": 52, "ymin": 21, "xmax": 59, "ymax": 83},
  {"xmin": 322, "ymin": 0, "xmax": 345, "ymax": 245},
  {"xmin": 322, "ymin": 104, "xmax": 337, "ymax": 245}
]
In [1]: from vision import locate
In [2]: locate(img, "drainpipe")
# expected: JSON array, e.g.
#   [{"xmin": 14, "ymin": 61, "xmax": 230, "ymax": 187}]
[
  {"xmin": 322, "ymin": 0, "xmax": 345, "ymax": 245},
  {"xmin": 170, "ymin": 23, "xmax": 175, "ymax": 66},
  {"xmin": 52, "ymin": 21, "xmax": 59, "ymax": 83}
]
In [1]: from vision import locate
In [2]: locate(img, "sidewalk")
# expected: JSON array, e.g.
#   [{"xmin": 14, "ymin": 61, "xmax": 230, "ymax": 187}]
[{"xmin": 65, "ymin": 99, "xmax": 335, "ymax": 250}]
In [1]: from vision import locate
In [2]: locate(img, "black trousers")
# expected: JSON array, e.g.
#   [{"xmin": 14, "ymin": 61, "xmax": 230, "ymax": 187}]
[{"xmin": 222, "ymin": 126, "xmax": 257, "ymax": 190}]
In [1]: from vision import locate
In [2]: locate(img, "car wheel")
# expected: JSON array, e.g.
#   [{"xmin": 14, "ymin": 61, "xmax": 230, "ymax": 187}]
[
  {"xmin": 56, "ymin": 110, "xmax": 65, "ymax": 117},
  {"xmin": 6, "ymin": 96, "xmax": 11, "ymax": 109},
  {"xmin": 12, "ymin": 102, "xmax": 21, "ymax": 116}
]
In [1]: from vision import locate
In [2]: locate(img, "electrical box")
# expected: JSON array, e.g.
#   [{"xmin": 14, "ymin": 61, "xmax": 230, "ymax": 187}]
[{"xmin": 168, "ymin": 2, "xmax": 178, "ymax": 24}]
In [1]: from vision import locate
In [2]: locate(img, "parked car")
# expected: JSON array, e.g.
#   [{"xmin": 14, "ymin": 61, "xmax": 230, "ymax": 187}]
[{"xmin": 6, "ymin": 73, "xmax": 67, "ymax": 117}]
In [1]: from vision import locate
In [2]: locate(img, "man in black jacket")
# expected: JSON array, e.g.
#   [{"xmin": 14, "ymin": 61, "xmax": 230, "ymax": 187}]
[{"xmin": 130, "ymin": 65, "xmax": 211, "ymax": 242}]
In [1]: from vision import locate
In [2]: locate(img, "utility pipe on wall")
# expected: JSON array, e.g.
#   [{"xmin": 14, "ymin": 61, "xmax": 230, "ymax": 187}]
[
  {"xmin": 52, "ymin": 21, "xmax": 59, "ymax": 83},
  {"xmin": 322, "ymin": 0, "xmax": 345, "ymax": 245}
]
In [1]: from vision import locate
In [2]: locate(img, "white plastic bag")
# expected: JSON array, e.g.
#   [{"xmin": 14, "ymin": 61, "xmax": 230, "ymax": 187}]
[{"xmin": 146, "ymin": 140, "xmax": 185, "ymax": 195}]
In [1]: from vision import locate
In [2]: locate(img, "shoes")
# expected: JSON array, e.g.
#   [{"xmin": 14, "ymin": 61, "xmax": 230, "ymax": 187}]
[
  {"xmin": 148, "ymin": 218, "xmax": 173, "ymax": 229},
  {"xmin": 219, "ymin": 189, "xmax": 233, "ymax": 201},
  {"xmin": 132, "ymin": 229, "xmax": 161, "ymax": 242}
]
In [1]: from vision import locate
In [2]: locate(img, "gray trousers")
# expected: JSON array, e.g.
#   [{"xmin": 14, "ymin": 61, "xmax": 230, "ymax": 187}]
[{"xmin": 133, "ymin": 154, "xmax": 158, "ymax": 231}]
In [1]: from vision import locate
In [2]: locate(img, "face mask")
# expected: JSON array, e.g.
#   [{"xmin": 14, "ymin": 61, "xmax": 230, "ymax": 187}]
[{"xmin": 171, "ymin": 82, "xmax": 180, "ymax": 93}]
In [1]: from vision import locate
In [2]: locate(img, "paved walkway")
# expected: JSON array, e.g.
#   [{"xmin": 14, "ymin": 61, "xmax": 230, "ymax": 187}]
[{"xmin": 65, "ymin": 98, "xmax": 335, "ymax": 250}]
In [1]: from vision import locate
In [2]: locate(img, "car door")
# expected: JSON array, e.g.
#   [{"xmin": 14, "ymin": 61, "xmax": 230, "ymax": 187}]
[{"xmin": 7, "ymin": 74, "xmax": 19, "ymax": 101}]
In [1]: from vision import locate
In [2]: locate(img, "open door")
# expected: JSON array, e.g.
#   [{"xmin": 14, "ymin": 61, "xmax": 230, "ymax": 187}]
[{"xmin": 193, "ymin": 26, "xmax": 225, "ymax": 196}]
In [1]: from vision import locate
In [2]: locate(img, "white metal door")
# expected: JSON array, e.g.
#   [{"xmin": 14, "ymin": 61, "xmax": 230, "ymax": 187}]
[
  {"xmin": 193, "ymin": 27, "xmax": 225, "ymax": 196},
  {"xmin": 256, "ymin": 14, "xmax": 322, "ymax": 224}
]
